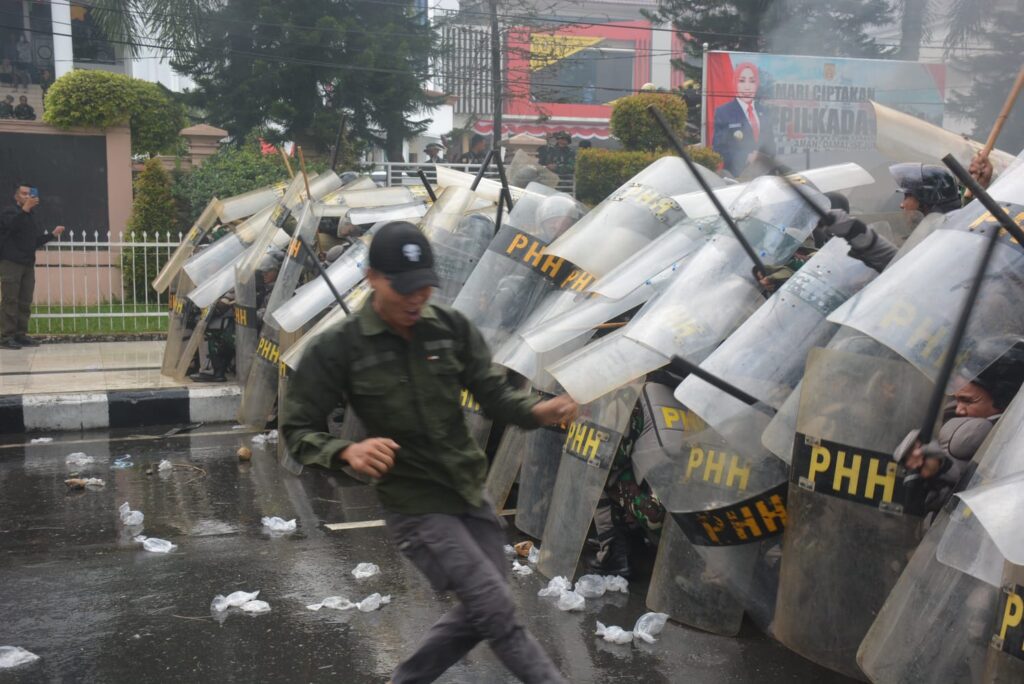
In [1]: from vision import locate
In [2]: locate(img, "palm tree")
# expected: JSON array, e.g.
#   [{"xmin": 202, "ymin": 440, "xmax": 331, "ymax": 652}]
[{"xmin": 82, "ymin": 0, "xmax": 205, "ymax": 55}]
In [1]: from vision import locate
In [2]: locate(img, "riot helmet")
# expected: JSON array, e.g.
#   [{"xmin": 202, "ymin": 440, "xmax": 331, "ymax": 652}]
[
  {"xmin": 535, "ymin": 195, "xmax": 584, "ymax": 241},
  {"xmin": 339, "ymin": 171, "xmax": 360, "ymax": 186},
  {"xmin": 971, "ymin": 341, "xmax": 1024, "ymax": 412},
  {"xmin": 256, "ymin": 247, "xmax": 285, "ymax": 283},
  {"xmin": 324, "ymin": 244, "xmax": 348, "ymax": 264},
  {"xmin": 889, "ymin": 163, "xmax": 960, "ymax": 214}
]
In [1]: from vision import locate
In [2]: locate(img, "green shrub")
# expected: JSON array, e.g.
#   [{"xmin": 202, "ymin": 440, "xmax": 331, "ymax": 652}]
[
  {"xmin": 610, "ymin": 93, "xmax": 688, "ymax": 152},
  {"xmin": 122, "ymin": 159, "xmax": 178, "ymax": 303},
  {"xmin": 172, "ymin": 135, "xmax": 328, "ymax": 228},
  {"xmin": 44, "ymin": 70, "xmax": 186, "ymax": 155},
  {"xmin": 574, "ymin": 147, "xmax": 722, "ymax": 206}
]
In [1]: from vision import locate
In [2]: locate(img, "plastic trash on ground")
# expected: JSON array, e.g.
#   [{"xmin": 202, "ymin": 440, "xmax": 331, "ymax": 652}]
[
  {"xmin": 30, "ymin": 437, "xmax": 53, "ymax": 444},
  {"xmin": 118, "ymin": 502, "xmax": 144, "ymax": 527},
  {"xmin": 356, "ymin": 593, "xmax": 391, "ymax": 612},
  {"xmin": 538, "ymin": 576, "xmax": 572, "ymax": 597},
  {"xmin": 251, "ymin": 430, "xmax": 279, "ymax": 446},
  {"xmin": 240, "ymin": 600, "xmax": 271, "ymax": 615},
  {"xmin": 139, "ymin": 537, "xmax": 176, "ymax": 554},
  {"xmin": 65, "ymin": 452, "xmax": 94, "ymax": 467},
  {"xmin": 596, "ymin": 622, "xmax": 634, "ymax": 644},
  {"xmin": 527, "ymin": 546, "xmax": 540, "ymax": 565},
  {"xmin": 512, "ymin": 561, "xmax": 534, "ymax": 576},
  {"xmin": 351, "ymin": 563, "xmax": 380, "ymax": 579},
  {"xmin": 158, "ymin": 460, "xmax": 173, "ymax": 472},
  {"xmin": 574, "ymin": 575, "xmax": 609, "ymax": 598},
  {"xmin": 64, "ymin": 478, "xmax": 105, "ymax": 489},
  {"xmin": 503, "ymin": 545, "xmax": 515, "ymax": 556},
  {"xmin": 261, "ymin": 516, "xmax": 297, "ymax": 533},
  {"xmin": 633, "ymin": 612, "xmax": 669, "ymax": 644},
  {"xmin": 603, "ymin": 576, "xmax": 629, "ymax": 594},
  {"xmin": 514, "ymin": 540, "xmax": 533, "ymax": 558},
  {"xmin": 556, "ymin": 591, "xmax": 586, "ymax": 612},
  {"xmin": 0, "ymin": 646, "xmax": 40, "ymax": 669},
  {"xmin": 111, "ymin": 455, "xmax": 133, "ymax": 469},
  {"xmin": 306, "ymin": 596, "xmax": 355, "ymax": 611},
  {"xmin": 211, "ymin": 590, "xmax": 261, "ymax": 612}
]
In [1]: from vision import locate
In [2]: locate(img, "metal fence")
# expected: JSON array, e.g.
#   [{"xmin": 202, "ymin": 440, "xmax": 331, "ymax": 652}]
[
  {"xmin": 372, "ymin": 161, "xmax": 575, "ymax": 196},
  {"xmin": 30, "ymin": 231, "xmax": 182, "ymax": 334}
]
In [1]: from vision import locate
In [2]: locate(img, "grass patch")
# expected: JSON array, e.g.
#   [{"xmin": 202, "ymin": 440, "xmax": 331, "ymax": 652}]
[{"xmin": 29, "ymin": 304, "xmax": 168, "ymax": 334}]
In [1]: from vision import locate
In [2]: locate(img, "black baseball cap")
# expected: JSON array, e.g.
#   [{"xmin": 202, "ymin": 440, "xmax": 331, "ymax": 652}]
[{"xmin": 368, "ymin": 221, "xmax": 439, "ymax": 294}]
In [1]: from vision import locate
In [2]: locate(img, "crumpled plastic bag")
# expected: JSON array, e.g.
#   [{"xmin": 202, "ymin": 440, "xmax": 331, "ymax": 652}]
[
  {"xmin": 596, "ymin": 621, "xmax": 634, "ymax": 644},
  {"xmin": 633, "ymin": 612, "xmax": 669, "ymax": 643},
  {"xmin": 306, "ymin": 596, "xmax": 355, "ymax": 611},
  {"xmin": 574, "ymin": 574, "xmax": 608, "ymax": 598},
  {"xmin": 0, "ymin": 646, "xmax": 40, "ymax": 669},
  {"xmin": 528, "ymin": 546, "xmax": 540, "ymax": 564},
  {"xmin": 64, "ymin": 477, "xmax": 105, "ymax": 489},
  {"xmin": 119, "ymin": 502, "xmax": 144, "ymax": 527},
  {"xmin": 538, "ymin": 576, "xmax": 572, "ymax": 597},
  {"xmin": 211, "ymin": 590, "xmax": 260, "ymax": 612},
  {"xmin": 30, "ymin": 437, "xmax": 53, "ymax": 444},
  {"xmin": 251, "ymin": 430, "xmax": 279, "ymax": 446},
  {"xmin": 356, "ymin": 593, "xmax": 391, "ymax": 612},
  {"xmin": 240, "ymin": 600, "xmax": 271, "ymax": 615},
  {"xmin": 136, "ymin": 536, "xmax": 176, "ymax": 553},
  {"xmin": 351, "ymin": 563, "xmax": 379, "ymax": 579},
  {"xmin": 512, "ymin": 561, "xmax": 533, "ymax": 576},
  {"xmin": 503, "ymin": 544, "xmax": 515, "ymax": 556},
  {"xmin": 603, "ymin": 575, "xmax": 629, "ymax": 594},
  {"xmin": 261, "ymin": 516, "xmax": 296, "ymax": 533},
  {"xmin": 65, "ymin": 452, "xmax": 94, "ymax": 467},
  {"xmin": 556, "ymin": 591, "xmax": 585, "ymax": 612},
  {"xmin": 158, "ymin": 460, "xmax": 173, "ymax": 472},
  {"xmin": 111, "ymin": 455, "xmax": 133, "ymax": 469}
]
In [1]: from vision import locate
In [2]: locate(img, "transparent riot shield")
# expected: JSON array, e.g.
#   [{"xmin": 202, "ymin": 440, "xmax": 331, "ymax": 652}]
[
  {"xmin": 171, "ymin": 305, "xmax": 212, "ymax": 381},
  {"xmin": 984, "ymin": 562, "xmax": 1024, "ymax": 683},
  {"xmin": 152, "ymin": 200, "xmax": 221, "ymax": 293},
  {"xmin": 536, "ymin": 383, "xmax": 642, "ymax": 579},
  {"xmin": 419, "ymin": 186, "xmax": 497, "ymax": 306},
  {"xmin": 829, "ymin": 157, "xmax": 1024, "ymax": 383},
  {"xmin": 216, "ymin": 183, "xmax": 286, "ymax": 223},
  {"xmin": 182, "ymin": 205, "xmax": 275, "ymax": 286},
  {"xmin": 239, "ymin": 202, "xmax": 321, "ymax": 427},
  {"xmin": 452, "ymin": 189, "xmax": 586, "ymax": 350},
  {"xmin": 161, "ymin": 272, "xmax": 196, "ymax": 376},
  {"xmin": 189, "ymin": 229, "xmax": 291, "ymax": 310},
  {"xmin": 772, "ymin": 347, "xmax": 933, "ymax": 679},
  {"xmin": 545, "ymin": 156, "xmax": 723, "ymax": 277},
  {"xmin": 858, "ymin": 389, "xmax": 1024, "ymax": 684},
  {"xmin": 548, "ymin": 176, "xmax": 830, "ymax": 404}
]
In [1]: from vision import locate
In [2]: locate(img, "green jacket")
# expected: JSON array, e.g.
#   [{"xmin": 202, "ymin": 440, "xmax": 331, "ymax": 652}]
[{"xmin": 281, "ymin": 298, "xmax": 541, "ymax": 514}]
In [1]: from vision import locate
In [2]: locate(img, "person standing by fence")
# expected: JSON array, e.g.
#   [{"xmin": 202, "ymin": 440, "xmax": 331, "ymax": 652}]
[{"xmin": 0, "ymin": 182, "xmax": 64, "ymax": 349}]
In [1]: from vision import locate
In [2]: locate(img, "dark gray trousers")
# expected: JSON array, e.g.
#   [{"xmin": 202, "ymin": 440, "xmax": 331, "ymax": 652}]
[
  {"xmin": 0, "ymin": 259, "xmax": 34, "ymax": 338},
  {"xmin": 384, "ymin": 502, "xmax": 566, "ymax": 684}
]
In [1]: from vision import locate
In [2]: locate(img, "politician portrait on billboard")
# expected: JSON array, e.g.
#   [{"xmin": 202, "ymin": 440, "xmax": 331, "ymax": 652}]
[{"xmin": 711, "ymin": 61, "xmax": 776, "ymax": 176}]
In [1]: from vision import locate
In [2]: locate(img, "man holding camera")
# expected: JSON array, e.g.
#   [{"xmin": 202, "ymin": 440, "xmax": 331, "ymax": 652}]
[{"xmin": 0, "ymin": 183, "xmax": 64, "ymax": 349}]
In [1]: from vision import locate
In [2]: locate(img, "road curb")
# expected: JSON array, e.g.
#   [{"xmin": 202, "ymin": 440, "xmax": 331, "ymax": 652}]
[{"xmin": 1, "ymin": 384, "xmax": 241, "ymax": 433}]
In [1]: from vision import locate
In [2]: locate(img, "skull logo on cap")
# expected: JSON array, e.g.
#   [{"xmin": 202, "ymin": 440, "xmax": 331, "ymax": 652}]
[{"xmin": 402, "ymin": 244, "xmax": 422, "ymax": 262}]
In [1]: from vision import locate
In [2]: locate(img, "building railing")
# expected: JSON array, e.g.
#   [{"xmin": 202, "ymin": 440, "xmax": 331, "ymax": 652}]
[
  {"xmin": 372, "ymin": 161, "xmax": 575, "ymax": 196},
  {"xmin": 30, "ymin": 231, "xmax": 181, "ymax": 334}
]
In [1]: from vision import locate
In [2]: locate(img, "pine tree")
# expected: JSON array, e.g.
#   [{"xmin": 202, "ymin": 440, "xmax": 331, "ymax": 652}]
[
  {"xmin": 947, "ymin": 9, "xmax": 1024, "ymax": 155},
  {"xmin": 127, "ymin": 159, "xmax": 177, "ymax": 238}
]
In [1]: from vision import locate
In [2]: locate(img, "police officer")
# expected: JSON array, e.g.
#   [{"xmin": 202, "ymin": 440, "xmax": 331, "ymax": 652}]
[
  {"xmin": 282, "ymin": 221, "xmax": 576, "ymax": 684},
  {"xmin": 544, "ymin": 132, "xmax": 576, "ymax": 180},
  {"xmin": 890, "ymin": 162, "xmax": 962, "ymax": 228}
]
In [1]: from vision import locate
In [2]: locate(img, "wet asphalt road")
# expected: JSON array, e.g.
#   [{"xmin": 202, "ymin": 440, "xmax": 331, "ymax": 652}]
[{"xmin": 0, "ymin": 426, "xmax": 857, "ymax": 683}]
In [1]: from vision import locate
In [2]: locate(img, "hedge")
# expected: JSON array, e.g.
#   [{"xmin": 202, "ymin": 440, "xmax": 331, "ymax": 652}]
[
  {"xmin": 610, "ymin": 93, "xmax": 688, "ymax": 152},
  {"xmin": 43, "ymin": 70, "xmax": 186, "ymax": 156},
  {"xmin": 574, "ymin": 147, "xmax": 723, "ymax": 206},
  {"xmin": 122, "ymin": 159, "xmax": 178, "ymax": 303}
]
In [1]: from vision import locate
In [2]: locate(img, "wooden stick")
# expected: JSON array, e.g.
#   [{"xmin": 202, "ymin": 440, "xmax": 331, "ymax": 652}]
[
  {"xmin": 279, "ymin": 145, "xmax": 295, "ymax": 178},
  {"xmin": 297, "ymin": 146, "xmax": 312, "ymax": 199},
  {"xmin": 981, "ymin": 64, "xmax": 1024, "ymax": 158}
]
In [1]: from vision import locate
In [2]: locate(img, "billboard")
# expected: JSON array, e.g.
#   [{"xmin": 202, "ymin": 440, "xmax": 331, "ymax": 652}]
[{"xmin": 704, "ymin": 51, "xmax": 946, "ymax": 176}]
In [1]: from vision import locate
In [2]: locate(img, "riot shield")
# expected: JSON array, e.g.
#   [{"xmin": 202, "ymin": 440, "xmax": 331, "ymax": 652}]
[
  {"xmin": 161, "ymin": 272, "xmax": 196, "ymax": 376},
  {"xmin": 238, "ymin": 202, "xmax": 321, "ymax": 427},
  {"xmin": 548, "ymin": 176, "xmax": 830, "ymax": 404},
  {"xmin": 452, "ymin": 188, "xmax": 586, "ymax": 351},
  {"xmin": 171, "ymin": 305, "xmax": 212, "ymax": 381},
  {"xmin": 188, "ymin": 229, "xmax": 291, "ymax": 310},
  {"xmin": 772, "ymin": 347, "xmax": 933, "ymax": 679},
  {"xmin": 216, "ymin": 182, "xmax": 286, "ymax": 223},
  {"xmin": 858, "ymin": 389, "xmax": 1024, "ymax": 684},
  {"xmin": 985, "ymin": 562, "xmax": 1024, "ymax": 683},
  {"xmin": 536, "ymin": 383, "xmax": 642, "ymax": 579},
  {"xmin": 153, "ymin": 200, "xmax": 221, "ymax": 293},
  {"xmin": 829, "ymin": 156, "xmax": 1024, "ymax": 383},
  {"xmin": 418, "ymin": 186, "xmax": 496, "ymax": 307},
  {"xmin": 182, "ymin": 205, "xmax": 275, "ymax": 286},
  {"xmin": 545, "ymin": 156, "xmax": 723, "ymax": 277}
]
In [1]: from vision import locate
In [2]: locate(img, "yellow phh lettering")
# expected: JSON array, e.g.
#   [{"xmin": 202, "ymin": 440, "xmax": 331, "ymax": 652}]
[{"xmin": 999, "ymin": 591, "xmax": 1023, "ymax": 642}]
